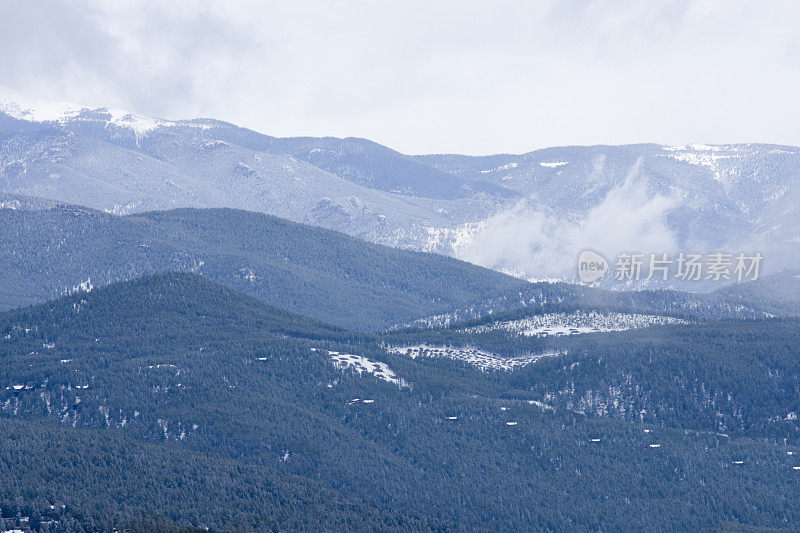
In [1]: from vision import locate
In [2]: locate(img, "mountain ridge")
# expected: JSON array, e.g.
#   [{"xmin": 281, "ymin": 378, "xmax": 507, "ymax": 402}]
[
  {"xmin": 0, "ymin": 203, "xmax": 528, "ymax": 330},
  {"xmin": 2, "ymin": 92, "xmax": 799, "ymax": 285}
]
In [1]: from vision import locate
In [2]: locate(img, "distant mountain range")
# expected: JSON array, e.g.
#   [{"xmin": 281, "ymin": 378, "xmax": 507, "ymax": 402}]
[
  {"xmin": 3, "ymin": 91, "xmax": 799, "ymax": 284},
  {"xmin": 3, "ymin": 199, "xmax": 797, "ymax": 336}
]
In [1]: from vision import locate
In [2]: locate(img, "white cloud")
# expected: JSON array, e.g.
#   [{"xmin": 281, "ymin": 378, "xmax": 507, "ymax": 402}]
[
  {"xmin": 453, "ymin": 160, "xmax": 681, "ymax": 280},
  {"xmin": 1, "ymin": 0, "xmax": 799, "ymax": 154}
]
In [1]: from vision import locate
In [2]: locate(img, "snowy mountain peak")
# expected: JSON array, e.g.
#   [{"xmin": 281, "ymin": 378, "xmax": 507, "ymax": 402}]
[
  {"xmin": 0, "ymin": 87, "xmax": 176, "ymax": 136},
  {"xmin": 0, "ymin": 88, "xmax": 84, "ymax": 122}
]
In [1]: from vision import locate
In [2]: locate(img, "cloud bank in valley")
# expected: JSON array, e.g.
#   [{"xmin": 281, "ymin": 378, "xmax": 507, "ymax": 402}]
[{"xmin": 453, "ymin": 161, "xmax": 681, "ymax": 281}]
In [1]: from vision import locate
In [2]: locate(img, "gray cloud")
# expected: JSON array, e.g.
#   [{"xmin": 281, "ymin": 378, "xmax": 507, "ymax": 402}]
[
  {"xmin": 0, "ymin": 0, "xmax": 269, "ymax": 118},
  {"xmin": 1, "ymin": 0, "xmax": 799, "ymax": 154}
]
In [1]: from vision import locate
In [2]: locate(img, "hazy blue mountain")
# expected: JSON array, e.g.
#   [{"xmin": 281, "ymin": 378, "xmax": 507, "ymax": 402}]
[
  {"xmin": 2, "ymin": 273, "xmax": 800, "ymax": 531},
  {"xmin": 204, "ymin": 128, "xmax": 512, "ymax": 200},
  {"xmin": 0, "ymin": 94, "xmax": 509, "ymax": 252},
  {"xmin": 3, "ymin": 94, "xmax": 799, "ymax": 286},
  {"xmin": 715, "ymin": 269, "xmax": 800, "ymax": 316},
  {"xmin": 0, "ymin": 204, "xmax": 527, "ymax": 331},
  {"xmin": 416, "ymin": 144, "xmax": 800, "ymax": 284}
]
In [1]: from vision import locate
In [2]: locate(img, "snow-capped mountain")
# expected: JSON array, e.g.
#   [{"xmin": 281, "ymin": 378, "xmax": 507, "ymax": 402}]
[
  {"xmin": 2, "ymin": 90, "xmax": 799, "ymax": 285},
  {"xmin": 0, "ymin": 91, "xmax": 506, "ymax": 248},
  {"xmin": 417, "ymin": 144, "xmax": 800, "ymax": 284}
]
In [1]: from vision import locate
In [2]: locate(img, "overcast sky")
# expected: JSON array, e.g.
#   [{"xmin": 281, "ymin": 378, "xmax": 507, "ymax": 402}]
[{"xmin": 1, "ymin": 0, "xmax": 799, "ymax": 154}]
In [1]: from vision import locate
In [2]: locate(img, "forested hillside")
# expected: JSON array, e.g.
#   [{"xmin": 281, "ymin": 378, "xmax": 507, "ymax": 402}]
[
  {"xmin": 3, "ymin": 201, "xmax": 798, "ymax": 336},
  {"xmin": 2, "ymin": 274, "xmax": 800, "ymax": 531},
  {"xmin": 0, "ymin": 205, "xmax": 527, "ymax": 330},
  {"xmin": 393, "ymin": 274, "xmax": 800, "ymax": 332},
  {"xmin": 385, "ymin": 316, "xmax": 800, "ymax": 442}
]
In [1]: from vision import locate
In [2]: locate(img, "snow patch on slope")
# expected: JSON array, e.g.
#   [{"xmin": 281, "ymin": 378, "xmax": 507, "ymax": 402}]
[
  {"xmin": 661, "ymin": 144, "xmax": 741, "ymax": 181},
  {"xmin": 423, "ymin": 220, "xmax": 486, "ymax": 253},
  {"xmin": 328, "ymin": 351, "xmax": 408, "ymax": 387},
  {"xmin": 389, "ymin": 345, "xmax": 560, "ymax": 372},
  {"xmin": 466, "ymin": 311, "xmax": 688, "ymax": 337},
  {"xmin": 481, "ymin": 162, "xmax": 519, "ymax": 173}
]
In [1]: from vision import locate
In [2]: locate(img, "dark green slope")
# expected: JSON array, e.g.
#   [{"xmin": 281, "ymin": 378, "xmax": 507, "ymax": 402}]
[
  {"xmin": 394, "ymin": 270, "xmax": 800, "ymax": 332},
  {"xmin": 0, "ymin": 273, "xmax": 441, "ymax": 529},
  {"xmin": 3, "ymin": 273, "xmax": 800, "ymax": 531},
  {"xmin": 0, "ymin": 418, "xmax": 426, "ymax": 532},
  {"xmin": 387, "ymin": 316, "xmax": 800, "ymax": 442},
  {"xmin": 0, "ymin": 270, "xmax": 351, "ymax": 347},
  {"xmin": 0, "ymin": 205, "xmax": 527, "ymax": 330}
]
